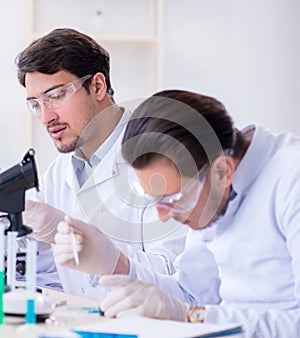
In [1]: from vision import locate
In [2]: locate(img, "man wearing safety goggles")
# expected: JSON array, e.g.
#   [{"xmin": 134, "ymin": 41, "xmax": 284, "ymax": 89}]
[
  {"xmin": 55, "ymin": 89, "xmax": 300, "ymax": 337},
  {"xmin": 16, "ymin": 28, "xmax": 189, "ymax": 300}
]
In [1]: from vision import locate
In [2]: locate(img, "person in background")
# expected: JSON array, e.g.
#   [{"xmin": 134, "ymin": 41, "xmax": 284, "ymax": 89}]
[
  {"xmin": 55, "ymin": 90, "xmax": 300, "ymax": 337},
  {"xmin": 16, "ymin": 28, "xmax": 189, "ymax": 300}
]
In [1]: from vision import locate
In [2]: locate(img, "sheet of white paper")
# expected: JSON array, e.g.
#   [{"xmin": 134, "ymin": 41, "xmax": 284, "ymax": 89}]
[{"xmin": 72, "ymin": 315, "xmax": 242, "ymax": 338}]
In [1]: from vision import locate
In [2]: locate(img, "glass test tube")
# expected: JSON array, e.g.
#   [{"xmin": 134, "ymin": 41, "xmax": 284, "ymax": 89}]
[
  {"xmin": 6, "ymin": 231, "xmax": 17, "ymax": 292},
  {"xmin": 26, "ymin": 239, "xmax": 37, "ymax": 296},
  {"xmin": 0, "ymin": 223, "xmax": 5, "ymax": 324},
  {"xmin": 25, "ymin": 239, "xmax": 37, "ymax": 324},
  {"xmin": 0, "ymin": 223, "xmax": 4, "ymax": 272}
]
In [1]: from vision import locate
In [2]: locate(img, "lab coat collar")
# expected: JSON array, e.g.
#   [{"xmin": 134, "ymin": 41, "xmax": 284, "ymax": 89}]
[
  {"xmin": 64, "ymin": 108, "xmax": 131, "ymax": 191},
  {"xmin": 231, "ymin": 124, "xmax": 277, "ymax": 196},
  {"xmin": 64, "ymin": 137, "xmax": 127, "ymax": 193},
  {"xmin": 188, "ymin": 125, "xmax": 281, "ymax": 242}
]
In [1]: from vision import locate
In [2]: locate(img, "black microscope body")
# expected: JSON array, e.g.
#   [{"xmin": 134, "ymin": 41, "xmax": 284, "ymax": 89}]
[{"xmin": 0, "ymin": 149, "xmax": 39, "ymax": 278}]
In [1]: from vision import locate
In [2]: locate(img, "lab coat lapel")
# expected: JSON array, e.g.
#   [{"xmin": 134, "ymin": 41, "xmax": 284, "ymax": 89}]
[
  {"xmin": 64, "ymin": 113, "xmax": 129, "ymax": 194},
  {"xmin": 78, "ymin": 131, "xmax": 127, "ymax": 193},
  {"xmin": 61, "ymin": 153, "xmax": 112, "ymax": 195},
  {"xmin": 64, "ymin": 155, "xmax": 77, "ymax": 191}
]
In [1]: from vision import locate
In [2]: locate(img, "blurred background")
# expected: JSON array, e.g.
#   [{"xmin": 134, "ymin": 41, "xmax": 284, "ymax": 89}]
[{"xmin": 0, "ymin": 0, "xmax": 299, "ymax": 174}]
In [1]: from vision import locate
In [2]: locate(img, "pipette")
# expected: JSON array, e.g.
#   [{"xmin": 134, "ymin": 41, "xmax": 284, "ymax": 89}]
[
  {"xmin": 0, "ymin": 222, "xmax": 4, "ymax": 324},
  {"xmin": 25, "ymin": 238, "xmax": 37, "ymax": 324}
]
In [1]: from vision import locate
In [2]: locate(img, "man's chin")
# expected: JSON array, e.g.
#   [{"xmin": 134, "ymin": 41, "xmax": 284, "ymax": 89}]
[{"xmin": 54, "ymin": 140, "xmax": 78, "ymax": 154}]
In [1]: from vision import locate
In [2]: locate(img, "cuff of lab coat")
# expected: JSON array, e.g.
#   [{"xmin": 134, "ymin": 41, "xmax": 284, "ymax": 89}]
[{"xmin": 128, "ymin": 257, "xmax": 137, "ymax": 277}]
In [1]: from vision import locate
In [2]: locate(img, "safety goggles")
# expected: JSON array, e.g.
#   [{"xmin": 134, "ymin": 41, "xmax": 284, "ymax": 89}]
[
  {"xmin": 26, "ymin": 74, "xmax": 92, "ymax": 117},
  {"xmin": 132, "ymin": 164, "xmax": 209, "ymax": 214}
]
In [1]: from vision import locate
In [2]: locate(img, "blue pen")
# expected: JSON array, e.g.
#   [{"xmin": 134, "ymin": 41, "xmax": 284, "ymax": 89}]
[
  {"xmin": 66, "ymin": 306, "xmax": 100, "ymax": 314},
  {"xmin": 73, "ymin": 331, "xmax": 138, "ymax": 338}
]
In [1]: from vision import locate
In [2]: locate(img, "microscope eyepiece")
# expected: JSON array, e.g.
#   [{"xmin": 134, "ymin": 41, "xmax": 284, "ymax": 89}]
[{"xmin": 0, "ymin": 149, "xmax": 39, "ymax": 237}]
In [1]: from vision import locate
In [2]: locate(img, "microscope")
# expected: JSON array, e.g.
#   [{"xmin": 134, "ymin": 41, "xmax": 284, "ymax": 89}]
[
  {"xmin": 0, "ymin": 148, "xmax": 39, "ymax": 237},
  {"xmin": 0, "ymin": 148, "xmax": 39, "ymax": 277},
  {"xmin": 0, "ymin": 149, "xmax": 55, "ymax": 318}
]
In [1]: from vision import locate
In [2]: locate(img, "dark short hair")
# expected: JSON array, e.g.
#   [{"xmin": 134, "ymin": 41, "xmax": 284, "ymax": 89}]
[
  {"xmin": 122, "ymin": 90, "xmax": 245, "ymax": 176},
  {"xmin": 15, "ymin": 28, "xmax": 114, "ymax": 99}
]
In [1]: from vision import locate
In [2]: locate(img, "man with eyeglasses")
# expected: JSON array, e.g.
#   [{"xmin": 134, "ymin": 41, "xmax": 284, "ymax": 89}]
[
  {"xmin": 15, "ymin": 28, "xmax": 189, "ymax": 299},
  {"xmin": 54, "ymin": 90, "xmax": 300, "ymax": 336}
]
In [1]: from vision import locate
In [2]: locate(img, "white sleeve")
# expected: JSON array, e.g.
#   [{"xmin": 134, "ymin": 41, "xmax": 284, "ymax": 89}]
[
  {"xmin": 129, "ymin": 229, "xmax": 221, "ymax": 306},
  {"xmin": 16, "ymin": 239, "xmax": 62, "ymax": 290},
  {"xmin": 115, "ymin": 205, "xmax": 189, "ymax": 275},
  {"xmin": 118, "ymin": 223, "xmax": 188, "ymax": 275},
  {"xmin": 277, "ymin": 169, "xmax": 300, "ymax": 304},
  {"xmin": 128, "ymin": 258, "xmax": 199, "ymax": 306},
  {"xmin": 24, "ymin": 184, "xmax": 62, "ymax": 290},
  {"xmin": 205, "ymin": 304, "xmax": 300, "ymax": 338}
]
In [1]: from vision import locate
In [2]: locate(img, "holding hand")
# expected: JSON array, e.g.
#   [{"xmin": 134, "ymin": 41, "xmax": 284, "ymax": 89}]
[
  {"xmin": 23, "ymin": 200, "xmax": 65, "ymax": 243},
  {"xmin": 53, "ymin": 215, "xmax": 123, "ymax": 275},
  {"xmin": 99, "ymin": 275, "xmax": 189, "ymax": 321}
]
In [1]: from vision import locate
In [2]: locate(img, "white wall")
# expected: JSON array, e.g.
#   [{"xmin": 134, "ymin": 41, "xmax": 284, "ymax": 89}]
[
  {"xmin": 163, "ymin": 0, "xmax": 300, "ymax": 133},
  {"xmin": 0, "ymin": 0, "xmax": 299, "ymax": 174},
  {"xmin": 0, "ymin": 1, "xmax": 30, "ymax": 170}
]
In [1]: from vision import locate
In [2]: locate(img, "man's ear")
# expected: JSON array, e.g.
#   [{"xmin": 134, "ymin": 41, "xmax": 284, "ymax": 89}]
[
  {"xmin": 90, "ymin": 72, "xmax": 107, "ymax": 100},
  {"xmin": 211, "ymin": 155, "xmax": 235, "ymax": 188}
]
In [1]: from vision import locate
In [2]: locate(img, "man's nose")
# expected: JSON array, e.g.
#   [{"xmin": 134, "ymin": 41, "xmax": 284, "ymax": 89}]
[
  {"xmin": 39, "ymin": 105, "xmax": 59, "ymax": 126},
  {"xmin": 156, "ymin": 206, "xmax": 175, "ymax": 222}
]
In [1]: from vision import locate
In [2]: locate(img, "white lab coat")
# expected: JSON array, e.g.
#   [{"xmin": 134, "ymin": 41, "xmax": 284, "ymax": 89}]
[
  {"xmin": 27, "ymin": 116, "xmax": 188, "ymax": 299},
  {"xmin": 131, "ymin": 125, "xmax": 300, "ymax": 337}
]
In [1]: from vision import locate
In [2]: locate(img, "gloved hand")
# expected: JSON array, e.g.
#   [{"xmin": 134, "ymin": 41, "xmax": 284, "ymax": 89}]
[
  {"xmin": 99, "ymin": 275, "xmax": 189, "ymax": 321},
  {"xmin": 53, "ymin": 215, "xmax": 122, "ymax": 275},
  {"xmin": 23, "ymin": 200, "xmax": 65, "ymax": 243}
]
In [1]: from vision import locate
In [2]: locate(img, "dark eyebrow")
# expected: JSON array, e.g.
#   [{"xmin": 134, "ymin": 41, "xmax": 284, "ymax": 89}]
[{"xmin": 26, "ymin": 83, "xmax": 65, "ymax": 100}]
